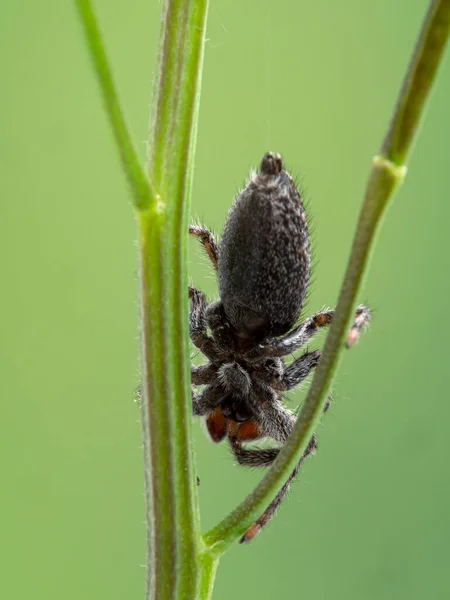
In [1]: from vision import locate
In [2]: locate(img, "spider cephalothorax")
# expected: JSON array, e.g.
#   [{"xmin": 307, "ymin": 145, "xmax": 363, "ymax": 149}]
[{"xmin": 190, "ymin": 152, "xmax": 370, "ymax": 542}]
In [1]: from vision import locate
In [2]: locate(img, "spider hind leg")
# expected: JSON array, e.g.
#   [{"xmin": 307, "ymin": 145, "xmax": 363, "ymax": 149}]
[
  {"xmin": 234, "ymin": 392, "xmax": 333, "ymax": 543},
  {"xmin": 229, "ymin": 436, "xmax": 317, "ymax": 543}
]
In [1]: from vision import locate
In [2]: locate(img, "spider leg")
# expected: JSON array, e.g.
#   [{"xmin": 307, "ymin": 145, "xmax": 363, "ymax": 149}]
[
  {"xmin": 245, "ymin": 310, "xmax": 334, "ymax": 360},
  {"xmin": 274, "ymin": 350, "xmax": 321, "ymax": 391},
  {"xmin": 192, "ymin": 384, "xmax": 227, "ymax": 417},
  {"xmin": 229, "ymin": 436, "xmax": 318, "ymax": 543},
  {"xmin": 245, "ymin": 383, "xmax": 333, "ymax": 444},
  {"xmin": 347, "ymin": 305, "xmax": 372, "ymax": 348},
  {"xmin": 247, "ymin": 305, "xmax": 371, "ymax": 360},
  {"xmin": 189, "ymin": 286, "xmax": 220, "ymax": 361},
  {"xmin": 191, "ymin": 363, "xmax": 217, "ymax": 385},
  {"xmin": 189, "ymin": 225, "xmax": 219, "ymax": 270},
  {"xmin": 230, "ymin": 443, "xmax": 279, "ymax": 467},
  {"xmin": 245, "ymin": 385, "xmax": 296, "ymax": 444},
  {"xmin": 236, "ymin": 392, "xmax": 333, "ymax": 543}
]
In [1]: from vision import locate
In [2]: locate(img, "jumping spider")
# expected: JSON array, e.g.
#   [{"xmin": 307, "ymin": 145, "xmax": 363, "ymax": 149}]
[{"xmin": 190, "ymin": 152, "xmax": 370, "ymax": 543}]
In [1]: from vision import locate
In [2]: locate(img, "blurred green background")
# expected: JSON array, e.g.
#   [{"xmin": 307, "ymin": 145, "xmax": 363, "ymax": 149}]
[{"xmin": 1, "ymin": 1, "xmax": 449, "ymax": 598}]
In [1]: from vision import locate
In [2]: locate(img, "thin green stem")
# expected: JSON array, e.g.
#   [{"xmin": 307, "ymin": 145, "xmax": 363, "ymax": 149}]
[
  {"xmin": 203, "ymin": 0, "xmax": 450, "ymax": 554},
  {"xmin": 382, "ymin": 0, "xmax": 450, "ymax": 163},
  {"xmin": 77, "ymin": 0, "xmax": 210, "ymax": 597},
  {"xmin": 197, "ymin": 549, "xmax": 220, "ymax": 600},
  {"xmin": 77, "ymin": 0, "xmax": 449, "ymax": 595},
  {"xmin": 139, "ymin": 1, "xmax": 210, "ymax": 599},
  {"xmin": 75, "ymin": 0, "xmax": 157, "ymax": 211}
]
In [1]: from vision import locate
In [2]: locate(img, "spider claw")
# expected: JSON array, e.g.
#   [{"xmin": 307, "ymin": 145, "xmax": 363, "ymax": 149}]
[
  {"xmin": 240, "ymin": 523, "xmax": 262, "ymax": 544},
  {"xmin": 346, "ymin": 329, "xmax": 359, "ymax": 348},
  {"xmin": 347, "ymin": 304, "xmax": 372, "ymax": 348}
]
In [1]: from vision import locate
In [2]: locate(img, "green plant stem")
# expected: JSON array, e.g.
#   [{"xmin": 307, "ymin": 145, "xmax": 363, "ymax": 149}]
[
  {"xmin": 198, "ymin": 549, "xmax": 220, "ymax": 600},
  {"xmin": 75, "ymin": 0, "xmax": 157, "ymax": 211},
  {"xmin": 77, "ymin": 0, "xmax": 449, "ymax": 595},
  {"xmin": 203, "ymin": 0, "xmax": 450, "ymax": 555},
  {"xmin": 140, "ymin": 1, "xmax": 210, "ymax": 599},
  {"xmin": 382, "ymin": 0, "xmax": 450, "ymax": 163},
  {"xmin": 77, "ymin": 0, "xmax": 210, "ymax": 597}
]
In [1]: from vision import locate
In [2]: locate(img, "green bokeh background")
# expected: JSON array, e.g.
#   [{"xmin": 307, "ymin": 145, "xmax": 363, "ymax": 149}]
[{"xmin": 1, "ymin": 1, "xmax": 450, "ymax": 598}]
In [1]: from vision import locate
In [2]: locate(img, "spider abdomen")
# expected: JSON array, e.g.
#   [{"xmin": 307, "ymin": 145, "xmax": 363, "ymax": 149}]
[{"xmin": 218, "ymin": 152, "xmax": 310, "ymax": 339}]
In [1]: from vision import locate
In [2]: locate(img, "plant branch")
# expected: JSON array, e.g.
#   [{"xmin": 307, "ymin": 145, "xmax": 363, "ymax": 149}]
[
  {"xmin": 75, "ymin": 0, "xmax": 158, "ymax": 211},
  {"xmin": 77, "ymin": 0, "xmax": 210, "ymax": 597},
  {"xmin": 139, "ymin": 1, "xmax": 210, "ymax": 599},
  {"xmin": 197, "ymin": 549, "xmax": 220, "ymax": 600},
  {"xmin": 203, "ymin": 0, "xmax": 450, "ymax": 555},
  {"xmin": 382, "ymin": 0, "xmax": 450, "ymax": 163}
]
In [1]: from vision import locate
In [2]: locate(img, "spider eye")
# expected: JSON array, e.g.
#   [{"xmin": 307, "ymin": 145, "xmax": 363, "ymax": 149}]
[{"xmin": 260, "ymin": 152, "xmax": 283, "ymax": 175}]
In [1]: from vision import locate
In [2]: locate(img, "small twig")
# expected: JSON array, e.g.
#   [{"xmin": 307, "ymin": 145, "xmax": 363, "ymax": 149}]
[{"xmin": 75, "ymin": 0, "xmax": 158, "ymax": 211}]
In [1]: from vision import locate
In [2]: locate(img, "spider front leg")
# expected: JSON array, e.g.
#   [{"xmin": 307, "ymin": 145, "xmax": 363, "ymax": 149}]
[
  {"xmin": 347, "ymin": 305, "xmax": 372, "ymax": 348},
  {"xmin": 192, "ymin": 384, "xmax": 227, "ymax": 417},
  {"xmin": 271, "ymin": 350, "xmax": 321, "ymax": 391},
  {"xmin": 272, "ymin": 349, "xmax": 337, "ymax": 397},
  {"xmin": 247, "ymin": 305, "xmax": 371, "ymax": 360},
  {"xmin": 188, "ymin": 286, "xmax": 220, "ymax": 362},
  {"xmin": 189, "ymin": 225, "xmax": 219, "ymax": 270},
  {"xmin": 191, "ymin": 363, "xmax": 217, "ymax": 385}
]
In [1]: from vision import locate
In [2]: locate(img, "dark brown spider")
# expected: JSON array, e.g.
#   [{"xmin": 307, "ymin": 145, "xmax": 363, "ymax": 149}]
[{"xmin": 190, "ymin": 152, "xmax": 370, "ymax": 543}]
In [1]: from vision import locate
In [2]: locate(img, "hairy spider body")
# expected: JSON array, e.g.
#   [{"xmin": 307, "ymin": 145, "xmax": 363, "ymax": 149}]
[
  {"xmin": 219, "ymin": 152, "xmax": 310, "ymax": 338},
  {"xmin": 190, "ymin": 153, "xmax": 370, "ymax": 543}
]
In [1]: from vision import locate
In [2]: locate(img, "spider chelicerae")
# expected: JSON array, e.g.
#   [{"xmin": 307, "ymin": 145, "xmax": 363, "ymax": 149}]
[{"xmin": 189, "ymin": 152, "xmax": 370, "ymax": 543}]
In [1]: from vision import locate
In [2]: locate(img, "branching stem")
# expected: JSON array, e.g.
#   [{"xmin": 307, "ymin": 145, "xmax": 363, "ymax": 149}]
[
  {"xmin": 77, "ymin": 0, "xmax": 210, "ymax": 598},
  {"xmin": 77, "ymin": 0, "xmax": 449, "ymax": 596}
]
